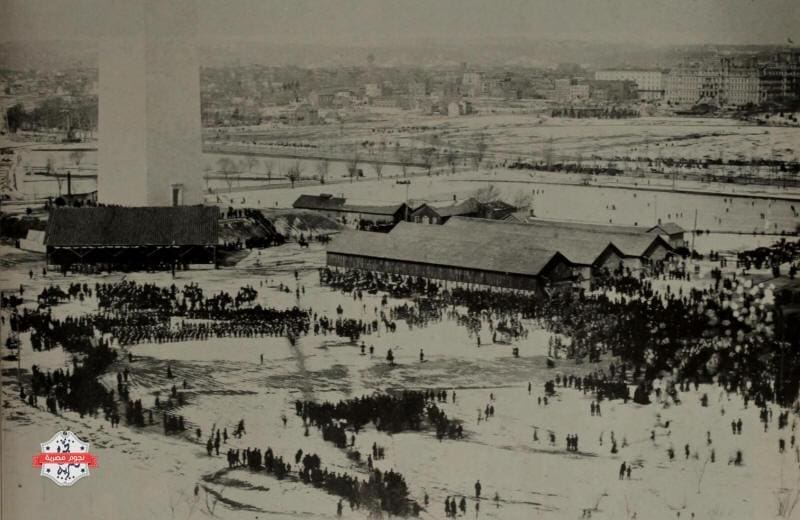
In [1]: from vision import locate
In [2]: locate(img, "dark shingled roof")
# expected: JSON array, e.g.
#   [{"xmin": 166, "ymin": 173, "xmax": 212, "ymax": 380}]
[
  {"xmin": 444, "ymin": 217, "xmax": 671, "ymax": 262},
  {"xmin": 292, "ymin": 194, "xmax": 346, "ymax": 211},
  {"xmin": 339, "ymin": 203, "xmax": 406, "ymax": 216},
  {"xmin": 522, "ymin": 218, "xmax": 646, "ymax": 235},
  {"xmin": 46, "ymin": 206, "xmax": 219, "ymax": 247},
  {"xmin": 648, "ymin": 222, "xmax": 685, "ymax": 235},
  {"xmin": 328, "ymin": 222, "xmax": 568, "ymax": 278},
  {"xmin": 519, "ymin": 217, "xmax": 684, "ymax": 239},
  {"xmin": 482, "ymin": 200, "xmax": 516, "ymax": 211},
  {"xmin": 442, "ymin": 218, "xmax": 608, "ymax": 264},
  {"xmin": 410, "ymin": 198, "xmax": 482, "ymax": 218},
  {"xmin": 293, "ymin": 195, "xmax": 404, "ymax": 216}
]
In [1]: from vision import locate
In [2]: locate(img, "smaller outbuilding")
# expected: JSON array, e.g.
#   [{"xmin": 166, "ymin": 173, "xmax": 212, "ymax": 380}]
[
  {"xmin": 647, "ymin": 222, "xmax": 686, "ymax": 249},
  {"xmin": 291, "ymin": 194, "xmax": 407, "ymax": 229},
  {"xmin": 408, "ymin": 197, "xmax": 482, "ymax": 224}
]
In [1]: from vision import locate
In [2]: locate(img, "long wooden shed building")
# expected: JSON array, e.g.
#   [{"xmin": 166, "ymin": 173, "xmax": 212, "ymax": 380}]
[
  {"xmin": 45, "ymin": 206, "xmax": 219, "ymax": 271},
  {"xmin": 326, "ymin": 222, "xmax": 575, "ymax": 292},
  {"xmin": 444, "ymin": 217, "xmax": 674, "ymax": 277}
]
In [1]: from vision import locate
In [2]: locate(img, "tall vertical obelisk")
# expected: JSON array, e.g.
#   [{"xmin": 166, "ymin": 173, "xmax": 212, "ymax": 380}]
[{"xmin": 98, "ymin": 0, "xmax": 203, "ymax": 206}]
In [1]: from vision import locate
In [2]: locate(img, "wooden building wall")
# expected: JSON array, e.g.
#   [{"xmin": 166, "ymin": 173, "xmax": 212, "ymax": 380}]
[
  {"xmin": 645, "ymin": 242, "xmax": 673, "ymax": 262},
  {"xmin": 47, "ymin": 245, "xmax": 216, "ymax": 268},
  {"xmin": 409, "ymin": 206, "xmax": 443, "ymax": 224},
  {"xmin": 327, "ymin": 252, "xmax": 543, "ymax": 292},
  {"xmin": 594, "ymin": 248, "xmax": 627, "ymax": 272}
]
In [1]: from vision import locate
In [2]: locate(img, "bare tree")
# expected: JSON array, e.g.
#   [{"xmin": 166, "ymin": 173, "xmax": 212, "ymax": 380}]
[
  {"xmin": 421, "ymin": 147, "xmax": 436, "ymax": 176},
  {"xmin": 348, "ymin": 152, "xmax": 360, "ymax": 182},
  {"xmin": 473, "ymin": 184, "xmax": 501, "ymax": 204},
  {"xmin": 216, "ymin": 157, "xmax": 238, "ymax": 192},
  {"xmin": 445, "ymin": 148, "xmax": 459, "ymax": 175},
  {"xmin": 316, "ymin": 159, "xmax": 330, "ymax": 184},
  {"xmin": 69, "ymin": 150, "xmax": 85, "ymax": 171},
  {"xmin": 243, "ymin": 155, "xmax": 258, "ymax": 174},
  {"xmin": 372, "ymin": 161, "xmax": 383, "ymax": 180},
  {"xmin": 473, "ymin": 133, "xmax": 488, "ymax": 170},
  {"xmin": 286, "ymin": 160, "xmax": 302, "ymax": 188},
  {"xmin": 542, "ymin": 136, "xmax": 554, "ymax": 170},
  {"xmin": 399, "ymin": 150, "xmax": 413, "ymax": 178},
  {"xmin": 236, "ymin": 155, "xmax": 253, "ymax": 185},
  {"xmin": 511, "ymin": 191, "xmax": 532, "ymax": 210},
  {"xmin": 262, "ymin": 159, "xmax": 274, "ymax": 183}
]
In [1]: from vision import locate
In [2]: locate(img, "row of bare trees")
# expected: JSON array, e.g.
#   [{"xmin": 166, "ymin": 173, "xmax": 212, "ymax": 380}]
[
  {"xmin": 207, "ymin": 132, "xmax": 491, "ymax": 192},
  {"xmin": 211, "ymin": 156, "xmax": 280, "ymax": 191},
  {"xmin": 211, "ymin": 154, "xmax": 381, "ymax": 191}
]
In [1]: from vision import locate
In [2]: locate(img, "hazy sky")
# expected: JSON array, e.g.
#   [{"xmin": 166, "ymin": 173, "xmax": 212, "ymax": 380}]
[{"xmin": 2, "ymin": 0, "xmax": 798, "ymax": 46}]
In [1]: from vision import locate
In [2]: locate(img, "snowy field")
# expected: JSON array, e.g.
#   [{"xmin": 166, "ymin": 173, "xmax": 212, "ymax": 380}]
[
  {"xmin": 7, "ymin": 115, "xmax": 800, "ymax": 202},
  {"xmin": 211, "ymin": 170, "xmax": 800, "ymax": 238},
  {"xmin": 210, "ymin": 115, "xmax": 800, "ymax": 164},
  {"xmin": 2, "ymin": 245, "xmax": 800, "ymax": 520}
]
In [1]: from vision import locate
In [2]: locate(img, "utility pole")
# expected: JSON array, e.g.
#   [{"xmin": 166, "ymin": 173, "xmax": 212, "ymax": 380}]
[
  {"xmin": 653, "ymin": 195, "xmax": 658, "ymax": 226},
  {"xmin": 691, "ymin": 208, "xmax": 698, "ymax": 253},
  {"xmin": 406, "ymin": 182, "xmax": 410, "ymax": 219}
]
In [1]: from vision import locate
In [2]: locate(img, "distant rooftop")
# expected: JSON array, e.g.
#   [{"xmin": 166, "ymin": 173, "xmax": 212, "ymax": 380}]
[{"xmin": 444, "ymin": 217, "xmax": 672, "ymax": 263}]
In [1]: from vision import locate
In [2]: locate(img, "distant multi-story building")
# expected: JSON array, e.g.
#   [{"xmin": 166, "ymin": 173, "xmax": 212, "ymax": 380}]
[
  {"xmin": 461, "ymin": 72, "xmax": 482, "ymax": 97},
  {"xmin": 480, "ymin": 77, "xmax": 502, "ymax": 97},
  {"xmin": 570, "ymin": 84, "xmax": 590, "ymax": 101},
  {"xmin": 665, "ymin": 50, "xmax": 799, "ymax": 107},
  {"xmin": 594, "ymin": 70, "xmax": 663, "ymax": 100},
  {"xmin": 408, "ymin": 80, "xmax": 428, "ymax": 97},
  {"xmin": 758, "ymin": 51, "xmax": 800, "ymax": 103},
  {"xmin": 588, "ymin": 80, "xmax": 638, "ymax": 102},
  {"xmin": 553, "ymin": 78, "xmax": 571, "ymax": 102},
  {"xmin": 308, "ymin": 91, "xmax": 335, "ymax": 108},
  {"xmin": 462, "ymin": 72, "xmax": 481, "ymax": 85},
  {"xmin": 721, "ymin": 58, "xmax": 761, "ymax": 106},
  {"xmin": 446, "ymin": 99, "xmax": 474, "ymax": 116},
  {"xmin": 554, "ymin": 79, "xmax": 589, "ymax": 103},
  {"xmin": 665, "ymin": 61, "xmax": 722, "ymax": 105}
]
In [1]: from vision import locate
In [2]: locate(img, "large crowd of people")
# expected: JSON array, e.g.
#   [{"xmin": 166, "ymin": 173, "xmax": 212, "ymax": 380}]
[
  {"xmin": 321, "ymin": 263, "xmax": 800, "ymax": 407},
  {"xmin": 297, "ymin": 390, "xmax": 461, "ymax": 441},
  {"xmin": 4, "ymin": 240, "xmax": 799, "ymax": 518},
  {"xmin": 224, "ymin": 443, "xmax": 417, "ymax": 516},
  {"xmin": 7, "ymin": 280, "xmax": 403, "ymax": 349}
]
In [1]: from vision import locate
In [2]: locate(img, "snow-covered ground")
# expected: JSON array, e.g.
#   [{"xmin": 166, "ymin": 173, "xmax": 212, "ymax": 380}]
[
  {"xmin": 2, "ymin": 245, "xmax": 799, "ymax": 520},
  {"xmin": 9, "ymin": 115, "xmax": 800, "ymax": 201},
  {"xmin": 208, "ymin": 170, "xmax": 800, "ymax": 236}
]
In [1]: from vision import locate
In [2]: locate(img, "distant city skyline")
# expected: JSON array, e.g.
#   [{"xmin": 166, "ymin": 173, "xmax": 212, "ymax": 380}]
[{"xmin": 2, "ymin": 0, "xmax": 798, "ymax": 47}]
